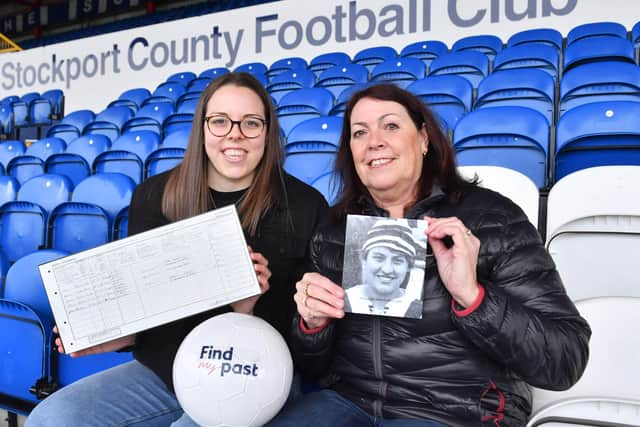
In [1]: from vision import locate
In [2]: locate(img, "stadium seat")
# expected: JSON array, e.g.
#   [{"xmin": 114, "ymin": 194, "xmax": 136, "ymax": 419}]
[
  {"xmin": 266, "ymin": 56, "xmax": 307, "ymax": 80},
  {"xmin": 315, "ymin": 63, "xmax": 369, "ymax": 99},
  {"xmin": 108, "ymin": 88, "xmax": 151, "ymax": 113},
  {"xmin": 234, "ymin": 62, "xmax": 268, "ymax": 85},
  {"xmin": 0, "ymin": 175, "xmax": 19, "ymax": 207},
  {"xmin": 0, "ymin": 248, "xmax": 7, "ymax": 294},
  {"xmin": 41, "ymin": 89, "xmax": 65, "ymax": 119},
  {"xmin": 162, "ymin": 112, "xmax": 193, "ymax": 136},
  {"xmin": 0, "ymin": 140, "xmax": 26, "ymax": 170},
  {"xmin": 166, "ymin": 71, "xmax": 196, "ymax": 86},
  {"xmin": 199, "ymin": 67, "xmax": 229, "ymax": 80},
  {"xmin": 554, "ymin": 101, "xmax": 640, "ymax": 181},
  {"xmin": 492, "ymin": 43, "xmax": 560, "ymax": 81},
  {"xmin": 276, "ymin": 87, "xmax": 334, "ymax": 137},
  {"xmin": 429, "ymin": 51, "xmax": 490, "ymax": 88},
  {"xmin": 162, "ymin": 127, "xmax": 191, "ymax": 149},
  {"xmin": 309, "ymin": 171, "xmax": 341, "ymax": 206},
  {"xmin": 10, "ymin": 100, "xmax": 29, "ymax": 129},
  {"xmin": 0, "ymin": 104, "xmax": 13, "ymax": 138},
  {"xmin": 451, "ymin": 34, "xmax": 503, "ymax": 62},
  {"xmin": 186, "ymin": 77, "xmax": 212, "ymax": 93},
  {"xmin": 407, "ymin": 75, "xmax": 473, "ymax": 131},
  {"xmin": 46, "ymin": 109, "xmax": 95, "ymax": 144},
  {"xmin": 94, "ymin": 131, "xmax": 161, "ymax": 183},
  {"xmin": 114, "ymin": 206, "xmax": 129, "ymax": 240},
  {"xmin": 267, "ymin": 68, "xmax": 316, "ymax": 103},
  {"xmin": 44, "ymin": 134, "xmax": 111, "ymax": 186},
  {"xmin": 399, "ymin": 40, "xmax": 448, "ymax": 72},
  {"xmin": 566, "ymin": 21, "xmax": 628, "ymax": 46},
  {"xmin": 370, "ymin": 58, "xmax": 426, "ymax": 88},
  {"xmin": 284, "ymin": 116, "xmax": 342, "ymax": 184},
  {"xmin": 352, "ymin": 46, "xmax": 397, "ymax": 72},
  {"xmin": 506, "ymin": 28, "xmax": 563, "ymax": 52},
  {"xmin": 147, "ymin": 81, "xmax": 186, "ymax": 106},
  {"xmin": 122, "ymin": 103, "xmax": 174, "ymax": 135},
  {"xmin": 558, "ymin": 61, "xmax": 640, "ymax": 115},
  {"xmin": 475, "ymin": 69, "xmax": 555, "ymax": 124},
  {"xmin": 457, "ymin": 165, "xmax": 539, "ymax": 227},
  {"xmin": 0, "ymin": 174, "xmax": 73, "ymax": 263},
  {"xmin": 453, "ymin": 106, "xmax": 549, "ymax": 188},
  {"xmin": 29, "ymin": 98, "xmax": 54, "ymax": 126},
  {"xmin": 563, "ymin": 35, "xmax": 635, "ymax": 73},
  {"xmin": 24, "ymin": 137, "xmax": 67, "ymax": 162},
  {"xmin": 308, "ymin": 52, "xmax": 351, "ymax": 77},
  {"xmin": 82, "ymin": 106, "xmax": 134, "ymax": 143},
  {"xmin": 145, "ymin": 147, "xmax": 185, "ymax": 178},
  {"xmin": 0, "ymin": 249, "xmax": 68, "ymax": 405},
  {"xmin": 633, "ymin": 21, "xmax": 640, "ymax": 62},
  {"xmin": 545, "ymin": 166, "xmax": 640, "ymax": 301},
  {"xmin": 528, "ymin": 297, "xmax": 640, "ymax": 426},
  {"xmin": 330, "ymin": 83, "xmax": 370, "ymax": 116},
  {"xmin": 48, "ymin": 173, "xmax": 135, "ymax": 253},
  {"xmin": 6, "ymin": 155, "xmax": 45, "ymax": 185}
]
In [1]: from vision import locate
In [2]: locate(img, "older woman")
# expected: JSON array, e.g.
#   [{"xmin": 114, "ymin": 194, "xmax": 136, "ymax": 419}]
[{"xmin": 267, "ymin": 84, "xmax": 591, "ymax": 426}]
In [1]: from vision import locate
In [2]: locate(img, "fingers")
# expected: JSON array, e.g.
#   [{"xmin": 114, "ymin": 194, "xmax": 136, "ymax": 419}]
[
  {"xmin": 295, "ymin": 273, "xmax": 345, "ymax": 324},
  {"xmin": 251, "ymin": 251, "xmax": 272, "ymax": 291},
  {"xmin": 424, "ymin": 216, "xmax": 478, "ymax": 247}
]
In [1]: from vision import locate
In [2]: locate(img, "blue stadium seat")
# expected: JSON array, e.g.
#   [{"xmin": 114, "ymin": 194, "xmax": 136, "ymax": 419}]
[
  {"xmin": 6, "ymin": 155, "xmax": 45, "ymax": 185},
  {"xmin": 82, "ymin": 106, "xmax": 134, "ymax": 143},
  {"xmin": 284, "ymin": 116, "xmax": 342, "ymax": 184},
  {"xmin": 114, "ymin": 206, "xmax": 129, "ymax": 240},
  {"xmin": 0, "ymin": 176, "xmax": 19, "ymax": 207},
  {"xmin": 24, "ymin": 137, "xmax": 67, "ymax": 162},
  {"xmin": 475, "ymin": 69, "xmax": 555, "ymax": 124},
  {"xmin": 315, "ymin": 63, "xmax": 369, "ymax": 99},
  {"xmin": 122, "ymin": 103, "xmax": 174, "ymax": 135},
  {"xmin": 453, "ymin": 106, "xmax": 549, "ymax": 188},
  {"xmin": 429, "ymin": 51, "xmax": 490, "ymax": 88},
  {"xmin": 267, "ymin": 69, "xmax": 316, "ymax": 104},
  {"xmin": 234, "ymin": 62, "xmax": 268, "ymax": 85},
  {"xmin": 276, "ymin": 87, "xmax": 334, "ymax": 137},
  {"xmin": 41, "ymin": 89, "xmax": 65, "ymax": 119},
  {"xmin": 162, "ymin": 113, "xmax": 193, "ymax": 137},
  {"xmin": 186, "ymin": 77, "xmax": 212, "ymax": 93},
  {"xmin": 266, "ymin": 57, "xmax": 307, "ymax": 80},
  {"xmin": 506, "ymin": 28, "xmax": 563, "ymax": 52},
  {"xmin": 199, "ymin": 67, "xmax": 229, "ymax": 80},
  {"xmin": 46, "ymin": 109, "xmax": 95, "ymax": 144},
  {"xmin": 308, "ymin": 52, "xmax": 351, "ymax": 77},
  {"xmin": 44, "ymin": 134, "xmax": 111, "ymax": 186},
  {"xmin": 633, "ymin": 21, "xmax": 640, "ymax": 62},
  {"xmin": 0, "ymin": 248, "xmax": 7, "ymax": 294},
  {"xmin": 49, "ymin": 173, "xmax": 135, "ymax": 253},
  {"xmin": 309, "ymin": 171, "xmax": 341, "ymax": 206},
  {"xmin": 399, "ymin": 40, "xmax": 448, "ymax": 72},
  {"xmin": 370, "ymin": 58, "xmax": 426, "ymax": 88},
  {"xmin": 145, "ymin": 147, "xmax": 185, "ymax": 178},
  {"xmin": 452, "ymin": 34, "xmax": 503, "ymax": 62},
  {"xmin": 330, "ymin": 83, "xmax": 370, "ymax": 116},
  {"xmin": 21, "ymin": 92, "xmax": 40, "ymax": 107},
  {"xmin": 108, "ymin": 88, "xmax": 151, "ymax": 113},
  {"xmin": 492, "ymin": 43, "xmax": 560, "ymax": 80},
  {"xmin": 555, "ymin": 101, "xmax": 640, "ymax": 182},
  {"xmin": 558, "ymin": 61, "xmax": 640, "ymax": 115},
  {"xmin": 29, "ymin": 98, "xmax": 53, "ymax": 126},
  {"xmin": 407, "ymin": 75, "xmax": 473, "ymax": 131},
  {"xmin": 94, "ymin": 131, "xmax": 161, "ymax": 183},
  {"xmin": 10, "ymin": 100, "xmax": 29, "ymax": 128},
  {"xmin": 0, "ymin": 140, "xmax": 26, "ymax": 170},
  {"xmin": 567, "ymin": 21, "xmax": 628, "ymax": 46},
  {"xmin": 0, "ymin": 104, "xmax": 13, "ymax": 138},
  {"xmin": 162, "ymin": 128, "xmax": 191, "ymax": 149},
  {"xmin": 0, "ymin": 249, "xmax": 68, "ymax": 405},
  {"xmin": 0, "ymin": 174, "xmax": 73, "ymax": 263},
  {"xmin": 56, "ymin": 352, "xmax": 134, "ymax": 390},
  {"xmin": 353, "ymin": 46, "xmax": 397, "ymax": 72},
  {"xmin": 166, "ymin": 71, "xmax": 196, "ymax": 86},
  {"xmin": 563, "ymin": 36, "xmax": 635, "ymax": 73}
]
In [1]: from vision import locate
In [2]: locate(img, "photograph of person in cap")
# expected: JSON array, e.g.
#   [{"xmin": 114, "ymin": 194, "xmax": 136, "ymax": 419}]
[{"xmin": 342, "ymin": 215, "xmax": 427, "ymax": 318}]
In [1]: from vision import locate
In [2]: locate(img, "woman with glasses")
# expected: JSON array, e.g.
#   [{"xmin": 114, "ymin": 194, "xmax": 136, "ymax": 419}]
[{"xmin": 26, "ymin": 72, "xmax": 329, "ymax": 427}]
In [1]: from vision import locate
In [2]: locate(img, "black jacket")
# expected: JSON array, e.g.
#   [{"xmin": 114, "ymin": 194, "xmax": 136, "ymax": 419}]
[
  {"xmin": 291, "ymin": 186, "xmax": 590, "ymax": 426},
  {"xmin": 128, "ymin": 170, "xmax": 328, "ymax": 391}
]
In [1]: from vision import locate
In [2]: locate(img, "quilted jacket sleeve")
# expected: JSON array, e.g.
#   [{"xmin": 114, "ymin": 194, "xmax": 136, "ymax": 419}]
[{"xmin": 451, "ymin": 190, "xmax": 591, "ymax": 391}]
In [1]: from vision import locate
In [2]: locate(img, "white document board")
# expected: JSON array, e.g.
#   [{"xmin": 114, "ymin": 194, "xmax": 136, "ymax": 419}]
[{"xmin": 39, "ymin": 205, "xmax": 260, "ymax": 353}]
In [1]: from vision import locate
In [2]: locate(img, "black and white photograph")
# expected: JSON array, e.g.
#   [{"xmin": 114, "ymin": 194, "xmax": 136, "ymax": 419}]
[{"xmin": 342, "ymin": 215, "xmax": 428, "ymax": 319}]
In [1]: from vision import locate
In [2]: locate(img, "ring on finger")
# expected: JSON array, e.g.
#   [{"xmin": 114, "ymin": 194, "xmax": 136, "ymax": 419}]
[
  {"xmin": 464, "ymin": 228, "xmax": 472, "ymax": 238},
  {"xmin": 303, "ymin": 294, "xmax": 308, "ymax": 308},
  {"xmin": 304, "ymin": 282, "xmax": 309, "ymax": 297}
]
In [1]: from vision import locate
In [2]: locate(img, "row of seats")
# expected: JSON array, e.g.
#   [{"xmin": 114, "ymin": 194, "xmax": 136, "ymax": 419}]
[{"xmin": 0, "ymin": 89, "xmax": 65, "ymax": 139}]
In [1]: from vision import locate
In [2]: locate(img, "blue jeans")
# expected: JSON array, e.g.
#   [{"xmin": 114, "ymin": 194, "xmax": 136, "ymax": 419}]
[
  {"xmin": 265, "ymin": 389, "xmax": 449, "ymax": 427},
  {"xmin": 26, "ymin": 360, "xmax": 302, "ymax": 427}
]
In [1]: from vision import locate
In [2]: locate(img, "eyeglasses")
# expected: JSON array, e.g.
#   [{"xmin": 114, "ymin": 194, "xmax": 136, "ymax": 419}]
[{"xmin": 204, "ymin": 114, "xmax": 267, "ymax": 138}]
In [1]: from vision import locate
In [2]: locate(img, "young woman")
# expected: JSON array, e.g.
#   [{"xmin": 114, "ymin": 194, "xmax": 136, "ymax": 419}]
[{"xmin": 26, "ymin": 72, "xmax": 328, "ymax": 427}]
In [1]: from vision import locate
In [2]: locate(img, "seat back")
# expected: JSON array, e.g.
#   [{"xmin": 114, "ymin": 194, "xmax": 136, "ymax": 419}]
[
  {"xmin": 145, "ymin": 147, "xmax": 185, "ymax": 178},
  {"xmin": 528, "ymin": 297, "xmax": 640, "ymax": 426},
  {"xmin": 567, "ymin": 21, "xmax": 628, "ymax": 46},
  {"xmin": 45, "ymin": 135, "xmax": 110, "ymax": 186},
  {"xmin": 407, "ymin": 76, "xmax": 473, "ymax": 130},
  {"xmin": 399, "ymin": 40, "xmax": 448, "ymax": 71},
  {"xmin": 162, "ymin": 128, "xmax": 191, "ymax": 149},
  {"xmin": 267, "ymin": 56, "xmax": 307, "ymax": 79},
  {"xmin": 0, "ymin": 140, "xmax": 27, "ymax": 170},
  {"xmin": 83, "ymin": 106, "xmax": 134, "ymax": 142},
  {"xmin": 7, "ymin": 155, "xmax": 45, "ymax": 184},
  {"xmin": 276, "ymin": 87, "xmax": 334, "ymax": 137},
  {"xmin": 166, "ymin": 71, "xmax": 196, "ymax": 86},
  {"xmin": 546, "ymin": 166, "xmax": 640, "ymax": 302},
  {"xmin": 370, "ymin": 58, "xmax": 426, "ymax": 88},
  {"xmin": 452, "ymin": 34, "xmax": 503, "ymax": 61},
  {"xmin": 25, "ymin": 137, "xmax": 67, "ymax": 162},
  {"xmin": 506, "ymin": 28, "xmax": 563, "ymax": 52},
  {"xmin": 316, "ymin": 63, "xmax": 369, "ymax": 98},
  {"xmin": 353, "ymin": 46, "xmax": 397, "ymax": 72},
  {"xmin": 563, "ymin": 35, "xmax": 635, "ymax": 73},
  {"xmin": 493, "ymin": 43, "xmax": 560, "ymax": 80},
  {"xmin": 41, "ymin": 89, "xmax": 65, "ymax": 119},
  {"xmin": 0, "ymin": 176, "xmax": 19, "ymax": 207},
  {"xmin": 267, "ymin": 69, "xmax": 316, "ymax": 103},
  {"xmin": 430, "ymin": 51, "xmax": 490, "ymax": 88},
  {"xmin": 29, "ymin": 98, "xmax": 53, "ymax": 125},
  {"xmin": 308, "ymin": 52, "xmax": 351, "ymax": 76}
]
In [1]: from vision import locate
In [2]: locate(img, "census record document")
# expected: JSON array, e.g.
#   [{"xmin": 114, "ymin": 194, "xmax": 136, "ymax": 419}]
[{"xmin": 39, "ymin": 205, "xmax": 259, "ymax": 354}]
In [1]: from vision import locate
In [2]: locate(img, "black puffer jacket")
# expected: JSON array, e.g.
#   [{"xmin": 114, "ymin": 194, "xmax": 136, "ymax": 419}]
[{"xmin": 291, "ymin": 186, "xmax": 591, "ymax": 426}]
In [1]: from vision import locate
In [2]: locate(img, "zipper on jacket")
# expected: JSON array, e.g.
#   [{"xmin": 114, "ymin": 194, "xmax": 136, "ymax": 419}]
[{"xmin": 372, "ymin": 317, "xmax": 384, "ymax": 417}]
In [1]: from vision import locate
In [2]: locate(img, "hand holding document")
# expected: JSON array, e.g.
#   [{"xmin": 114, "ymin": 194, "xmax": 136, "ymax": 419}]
[{"xmin": 40, "ymin": 205, "xmax": 260, "ymax": 353}]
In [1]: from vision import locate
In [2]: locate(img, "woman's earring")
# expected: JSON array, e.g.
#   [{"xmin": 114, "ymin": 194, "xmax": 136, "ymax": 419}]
[{"xmin": 422, "ymin": 149, "xmax": 427, "ymax": 157}]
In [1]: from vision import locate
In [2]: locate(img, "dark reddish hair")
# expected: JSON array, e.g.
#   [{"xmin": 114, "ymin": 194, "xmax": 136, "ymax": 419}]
[{"xmin": 332, "ymin": 83, "xmax": 474, "ymax": 218}]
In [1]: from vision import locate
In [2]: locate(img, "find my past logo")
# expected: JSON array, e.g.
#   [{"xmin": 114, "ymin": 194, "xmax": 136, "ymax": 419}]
[{"xmin": 197, "ymin": 345, "xmax": 260, "ymax": 377}]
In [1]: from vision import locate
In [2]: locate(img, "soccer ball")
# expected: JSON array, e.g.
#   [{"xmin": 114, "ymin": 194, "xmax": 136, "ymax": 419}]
[{"xmin": 173, "ymin": 312, "xmax": 293, "ymax": 427}]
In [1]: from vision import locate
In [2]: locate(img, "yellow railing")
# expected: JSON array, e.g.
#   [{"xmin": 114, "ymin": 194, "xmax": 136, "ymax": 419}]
[{"xmin": 0, "ymin": 33, "xmax": 22, "ymax": 53}]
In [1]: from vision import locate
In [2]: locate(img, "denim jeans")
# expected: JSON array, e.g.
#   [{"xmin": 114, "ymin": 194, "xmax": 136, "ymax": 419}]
[
  {"xmin": 265, "ymin": 389, "xmax": 449, "ymax": 427},
  {"xmin": 25, "ymin": 360, "xmax": 302, "ymax": 427}
]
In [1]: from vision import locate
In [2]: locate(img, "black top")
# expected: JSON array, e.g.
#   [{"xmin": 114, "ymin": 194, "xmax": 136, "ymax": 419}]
[{"xmin": 128, "ymin": 170, "xmax": 328, "ymax": 391}]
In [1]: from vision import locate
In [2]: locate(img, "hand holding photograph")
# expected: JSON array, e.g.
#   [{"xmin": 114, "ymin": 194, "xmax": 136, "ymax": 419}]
[{"xmin": 343, "ymin": 215, "xmax": 428, "ymax": 319}]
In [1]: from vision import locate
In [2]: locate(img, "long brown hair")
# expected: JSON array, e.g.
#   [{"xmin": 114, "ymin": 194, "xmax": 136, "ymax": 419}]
[
  {"xmin": 162, "ymin": 72, "xmax": 286, "ymax": 235},
  {"xmin": 333, "ymin": 83, "xmax": 474, "ymax": 218}
]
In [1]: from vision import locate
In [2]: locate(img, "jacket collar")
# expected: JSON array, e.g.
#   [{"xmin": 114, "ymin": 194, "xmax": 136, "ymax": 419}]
[{"xmin": 355, "ymin": 184, "xmax": 447, "ymax": 219}]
